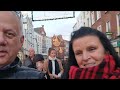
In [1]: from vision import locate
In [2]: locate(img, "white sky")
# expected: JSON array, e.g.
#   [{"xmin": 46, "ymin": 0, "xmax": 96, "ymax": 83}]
[{"xmin": 22, "ymin": 11, "xmax": 81, "ymax": 41}]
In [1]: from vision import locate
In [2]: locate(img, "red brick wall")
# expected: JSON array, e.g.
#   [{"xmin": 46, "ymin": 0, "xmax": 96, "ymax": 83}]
[{"xmin": 91, "ymin": 11, "xmax": 120, "ymax": 39}]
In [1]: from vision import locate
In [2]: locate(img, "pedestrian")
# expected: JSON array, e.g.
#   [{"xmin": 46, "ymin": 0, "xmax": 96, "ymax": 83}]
[
  {"xmin": 62, "ymin": 27, "xmax": 120, "ymax": 79},
  {"xmin": 33, "ymin": 54, "xmax": 45, "ymax": 72},
  {"xmin": 62, "ymin": 57, "xmax": 68, "ymax": 70},
  {"xmin": 23, "ymin": 47, "xmax": 35, "ymax": 68},
  {"xmin": 44, "ymin": 48, "xmax": 64, "ymax": 79},
  {"xmin": 0, "ymin": 11, "xmax": 46, "ymax": 79}
]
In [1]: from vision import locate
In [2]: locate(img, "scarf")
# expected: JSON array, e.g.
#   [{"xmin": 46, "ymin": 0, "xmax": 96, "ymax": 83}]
[
  {"xmin": 48, "ymin": 56, "xmax": 56, "ymax": 61},
  {"xmin": 48, "ymin": 56, "xmax": 60, "ymax": 75},
  {"xmin": 69, "ymin": 55, "xmax": 120, "ymax": 79}
]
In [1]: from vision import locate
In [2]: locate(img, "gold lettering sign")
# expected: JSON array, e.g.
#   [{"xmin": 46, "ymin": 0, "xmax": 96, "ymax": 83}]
[
  {"xmin": 59, "ymin": 47, "xmax": 63, "ymax": 53},
  {"xmin": 52, "ymin": 36, "xmax": 61, "ymax": 46}
]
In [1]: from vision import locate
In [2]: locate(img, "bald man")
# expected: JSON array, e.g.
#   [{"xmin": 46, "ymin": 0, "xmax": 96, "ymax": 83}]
[
  {"xmin": 0, "ymin": 11, "xmax": 46, "ymax": 79},
  {"xmin": 23, "ymin": 47, "xmax": 35, "ymax": 68}
]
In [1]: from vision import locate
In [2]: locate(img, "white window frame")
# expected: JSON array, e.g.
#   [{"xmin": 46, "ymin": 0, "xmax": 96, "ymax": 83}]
[
  {"xmin": 96, "ymin": 11, "xmax": 101, "ymax": 20},
  {"xmin": 106, "ymin": 21, "xmax": 111, "ymax": 32},
  {"xmin": 106, "ymin": 21, "xmax": 111, "ymax": 39},
  {"xmin": 97, "ymin": 25, "xmax": 102, "ymax": 32},
  {"xmin": 116, "ymin": 13, "xmax": 120, "ymax": 35},
  {"xmin": 83, "ymin": 11, "xmax": 85, "ymax": 19},
  {"xmin": 87, "ymin": 18, "xmax": 89, "ymax": 27},
  {"xmin": 91, "ymin": 11, "xmax": 95, "ymax": 25}
]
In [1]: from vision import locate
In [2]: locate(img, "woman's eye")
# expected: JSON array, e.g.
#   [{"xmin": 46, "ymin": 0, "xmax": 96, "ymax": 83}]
[
  {"xmin": 75, "ymin": 52, "xmax": 82, "ymax": 55},
  {"xmin": 88, "ymin": 47, "xmax": 96, "ymax": 51}
]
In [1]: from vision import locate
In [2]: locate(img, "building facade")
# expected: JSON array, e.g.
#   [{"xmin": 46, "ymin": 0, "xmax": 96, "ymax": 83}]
[
  {"xmin": 22, "ymin": 15, "xmax": 35, "ymax": 55},
  {"xmin": 75, "ymin": 11, "xmax": 120, "ymax": 55},
  {"xmin": 34, "ymin": 25, "xmax": 52, "ymax": 58}
]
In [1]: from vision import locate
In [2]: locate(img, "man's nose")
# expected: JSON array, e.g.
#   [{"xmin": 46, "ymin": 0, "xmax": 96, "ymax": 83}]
[{"xmin": 0, "ymin": 33, "xmax": 6, "ymax": 45}]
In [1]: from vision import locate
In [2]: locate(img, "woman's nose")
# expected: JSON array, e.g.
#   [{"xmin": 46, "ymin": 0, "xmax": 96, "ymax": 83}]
[{"xmin": 82, "ymin": 52, "xmax": 90, "ymax": 61}]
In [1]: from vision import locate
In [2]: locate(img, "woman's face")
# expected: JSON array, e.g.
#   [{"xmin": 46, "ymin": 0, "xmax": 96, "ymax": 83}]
[
  {"xmin": 49, "ymin": 50, "xmax": 56, "ymax": 58},
  {"xmin": 72, "ymin": 35, "xmax": 106, "ymax": 68}
]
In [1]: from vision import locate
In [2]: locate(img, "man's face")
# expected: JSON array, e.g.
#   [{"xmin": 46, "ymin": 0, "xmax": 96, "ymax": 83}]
[
  {"xmin": 29, "ymin": 48, "xmax": 35, "ymax": 58},
  {"xmin": 0, "ymin": 11, "xmax": 24, "ymax": 68}
]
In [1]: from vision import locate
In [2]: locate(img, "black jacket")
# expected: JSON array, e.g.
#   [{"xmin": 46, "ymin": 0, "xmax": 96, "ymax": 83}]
[{"xmin": 0, "ymin": 57, "xmax": 46, "ymax": 79}]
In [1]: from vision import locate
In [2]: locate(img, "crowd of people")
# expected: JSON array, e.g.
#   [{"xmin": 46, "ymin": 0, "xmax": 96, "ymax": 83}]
[
  {"xmin": 22, "ymin": 47, "xmax": 65, "ymax": 79},
  {"xmin": 1, "ymin": 11, "xmax": 120, "ymax": 79}
]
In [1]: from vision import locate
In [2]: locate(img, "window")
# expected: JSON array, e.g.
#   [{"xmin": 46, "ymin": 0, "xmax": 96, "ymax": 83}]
[
  {"xmin": 97, "ymin": 25, "xmax": 102, "ymax": 32},
  {"xmin": 84, "ymin": 22, "xmax": 85, "ymax": 26},
  {"xmin": 87, "ymin": 18, "xmax": 89, "ymax": 27},
  {"xmin": 116, "ymin": 13, "xmax": 120, "ymax": 35},
  {"xmin": 83, "ymin": 12, "xmax": 85, "ymax": 19},
  {"xmin": 23, "ymin": 24, "xmax": 27, "ymax": 29},
  {"xmin": 15, "ymin": 11, "xmax": 21, "ymax": 18},
  {"xmin": 106, "ymin": 21, "xmax": 111, "ymax": 32},
  {"xmin": 91, "ymin": 11, "xmax": 95, "ymax": 25},
  {"xmin": 96, "ymin": 11, "xmax": 101, "ymax": 20},
  {"xmin": 106, "ymin": 21, "xmax": 111, "ymax": 39}
]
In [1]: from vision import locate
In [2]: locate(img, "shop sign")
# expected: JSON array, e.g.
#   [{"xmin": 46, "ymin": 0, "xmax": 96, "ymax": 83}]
[{"xmin": 117, "ymin": 40, "xmax": 120, "ymax": 47}]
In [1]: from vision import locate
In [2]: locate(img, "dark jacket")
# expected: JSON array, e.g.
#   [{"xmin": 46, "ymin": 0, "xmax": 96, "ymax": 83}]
[
  {"xmin": 23, "ymin": 57, "xmax": 34, "ymax": 68},
  {"xmin": 0, "ymin": 57, "xmax": 46, "ymax": 79}
]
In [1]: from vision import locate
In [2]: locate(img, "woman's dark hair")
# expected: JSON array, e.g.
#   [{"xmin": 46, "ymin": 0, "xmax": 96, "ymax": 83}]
[
  {"xmin": 62, "ymin": 26, "xmax": 120, "ymax": 79},
  {"xmin": 33, "ymin": 54, "xmax": 44, "ymax": 63},
  {"xmin": 32, "ymin": 54, "xmax": 44, "ymax": 69}
]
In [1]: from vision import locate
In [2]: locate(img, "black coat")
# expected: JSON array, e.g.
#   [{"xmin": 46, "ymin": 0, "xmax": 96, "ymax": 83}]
[{"xmin": 0, "ymin": 57, "xmax": 46, "ymax": 79}]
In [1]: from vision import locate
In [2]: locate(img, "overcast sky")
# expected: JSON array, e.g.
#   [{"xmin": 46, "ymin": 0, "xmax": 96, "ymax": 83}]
[{"xmin": 22, "ymin": 11, "xmax": 81, "ymax": 41}]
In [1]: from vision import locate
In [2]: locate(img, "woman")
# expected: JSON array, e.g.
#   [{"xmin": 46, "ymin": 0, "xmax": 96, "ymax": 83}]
[
  {"xmin": 62, "ymin": 27, "xmax": 120, "ymax": 79},
  {"xmin": 44, "ymin": 48, "xmax": 64, "ymax": 79}
]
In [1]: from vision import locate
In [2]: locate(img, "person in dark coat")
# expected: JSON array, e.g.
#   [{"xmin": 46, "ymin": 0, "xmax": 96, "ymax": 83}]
[
  {"xmin": 33, "ymin": 54, "xmax": 44, "ymax": 71},
  {"xmin": 0, "ymin": 11, "xmax": 46, "ymax": 79},
  {"xmin": 23, "ymin": 48, "xmax": 35, "ymax": 68}
]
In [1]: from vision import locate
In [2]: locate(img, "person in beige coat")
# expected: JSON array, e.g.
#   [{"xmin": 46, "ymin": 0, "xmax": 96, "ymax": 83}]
[{"xmin": 44, "ymin": 48, "xmax": 64, "ymax": 79}]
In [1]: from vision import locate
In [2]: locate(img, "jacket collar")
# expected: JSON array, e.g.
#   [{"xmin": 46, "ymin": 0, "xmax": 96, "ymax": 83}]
[{"xmin": 0, "ymin": 57, "xmax": 20, "ymax": 71}]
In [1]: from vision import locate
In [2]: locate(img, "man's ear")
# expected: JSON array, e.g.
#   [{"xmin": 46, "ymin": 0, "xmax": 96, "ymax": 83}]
[{"xmin": 20, "ymin": 36, "xmax": 24, "ymax": 44}]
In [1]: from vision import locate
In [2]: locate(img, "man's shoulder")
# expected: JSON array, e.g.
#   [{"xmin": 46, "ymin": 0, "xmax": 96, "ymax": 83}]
[
  {"xmin": 15, "ymin": 66, "xmax": 46, "ymax": 79},
  {"xmin": 24, "ymin": 57, "xmax": 31, "ymax": 61},
  {"xmin": 18, "ymin": 66, "xmax": 36, "ymax": 71}
]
